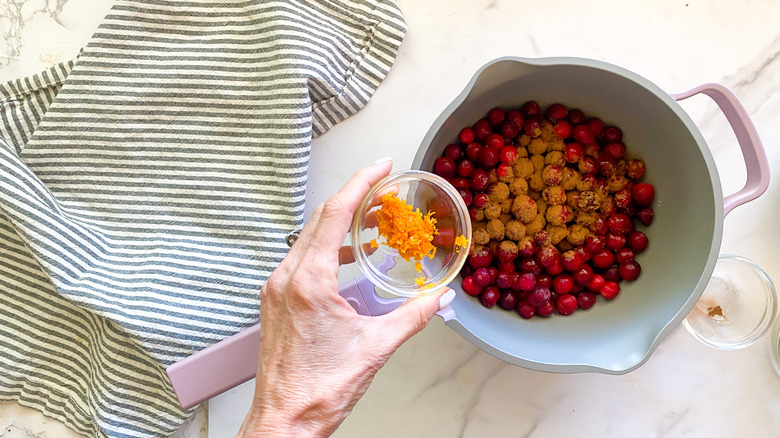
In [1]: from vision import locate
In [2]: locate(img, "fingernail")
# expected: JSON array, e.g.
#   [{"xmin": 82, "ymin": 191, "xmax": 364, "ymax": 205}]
[
  {"xmin": 438, "ymin": 288, "xmax": 456, "ymax": 311},
  {"xmin": 373, "ymin": 156, "xmax": 393, "ymax": 165}
]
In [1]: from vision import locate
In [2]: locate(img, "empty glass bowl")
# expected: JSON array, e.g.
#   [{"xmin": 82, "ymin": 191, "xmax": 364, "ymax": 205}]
[
  {"xmin": 351, "ymin": 170, "xmax": 471, "ymax": 297},
  {"xmin": 683, "ymin": 254, "xmax": 777, "ymax": 350}
]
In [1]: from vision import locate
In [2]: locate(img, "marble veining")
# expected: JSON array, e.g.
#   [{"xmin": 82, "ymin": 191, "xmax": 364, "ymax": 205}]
[{"xmin": 0, "ymin": 0, "xmax": 70, "ymax": 66}]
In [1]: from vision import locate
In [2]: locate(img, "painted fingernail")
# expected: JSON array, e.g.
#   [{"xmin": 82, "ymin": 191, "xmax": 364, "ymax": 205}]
[
  {"xmin": 373, "ymin": 156, "xmax": 393, "ymax": 165},
  {"xmin": 438, "ymin": 288, "xmax": 456, "ymax": 311}
]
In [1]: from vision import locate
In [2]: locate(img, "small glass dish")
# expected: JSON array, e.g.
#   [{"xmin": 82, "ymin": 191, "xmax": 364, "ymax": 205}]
[
  {"xmin": 770, "ymin": 314, "xmax": 780, "ymax": 379},
  {"xmin": 682, "ymin": 254, "xmax": 777, "ymax": 350},
  {"xmin": 351, "ymin": 170, "xmax": 472, "ymax": 298}
]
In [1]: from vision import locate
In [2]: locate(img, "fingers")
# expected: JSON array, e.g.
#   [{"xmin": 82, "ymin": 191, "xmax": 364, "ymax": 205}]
[
  {"xmin": 375, "ymin": 288, "xmax": 456, "ymax": 350},
  {"xmin": 309, "ymin": 158, "xmax": 393, "ymax": 257}
]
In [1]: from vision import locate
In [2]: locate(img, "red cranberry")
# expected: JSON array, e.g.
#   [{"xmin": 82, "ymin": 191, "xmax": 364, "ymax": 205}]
[
  {"xmin": 507, "ymin": 110, "xmax": 524, "ymax": 127},
  {"xmin": 487, "ymin": 266, "xmax": 499, "ymax": 284},
  {"xmin": 499, "ymin": 291, "xmax": 519, "ymax": 310},
  {"xmin": 527, "ymin": 285, "xmax": 551, "ymax": 307},
  {"xmin": 456, "ymin": 159, "xmax": 475, "ymax": 178},
  {"xmin": 470, "ymin": 169, "xmax": 490, "ymax": 191},
  {"xmin": 515, "ymin": 272, "xmax": 537, "ymax": 291},
  {"xmin": 636, "ymin": 207, "xmax": 654, "ymax": 226},
  {"xmin": 460, "ymin": 264, "xmax": 473, "ymax": 278},
  {"xmin": 603, "ymin": 142, "xmax": 626, "ymax": 159},
  {"xmin": 585, "ymin": 235, "xmax": 606, "ymax": 253},
  {"xmin": 519, "ymin": 257, "xmax": 542, "ymax": 275},
  {"xmin": 497, "ymin": 261, "xmax": 515, "ymax": 272},
  {"xmin": 487, "ymin": 107, "xmax": 506, "ymax": 127},
  {"xmin": 606, "ymin": 233, "xmax": 627, "ymax": 251},
  {"xmin": 573, "ymin": 124, "xmax": 595, "ymax": 144},
  {"xmin": 587, "ymin": 274, "xmax": 606, "ymax": 292},
  {"xmin": 573, "ymin": 264, "xmax": 594, "ymax": 285},
  {"xmin": 497, "ymin": 163, "xmax": 513, "ymax": 181},
  {"xmin": 577, "ymin": 292, "xmax": 597, "ymax": 310},
  {"xmin": 619, "ymin": 260, "xmax": 641, "ymax": 281},
  {"xmin": 480, "ymin": 287, "xmax": 501, "ymax": 307},
  {"xmin": 628, "ymin": 231, "xmax": 649, "ymax": 252},
  {"xmin": 546, "ymin": 104, "xmax": 568, "ymax": 122},
  {"xmin": 592, "ymin": 217, "xmax": 608, "ymax": 235},
  {"xmin": 586, "ymin": 117, "xmax": 605, "ymax": 137},
  {"xmin": 537, "ymin": 245, "xmax": 560, "ymax": 268},
  {"xmin": 459, "ymin": 127, "xmax": 476, "ymax": 144},
  {"xmin": 536, "ymin": 300, "xmax": 555, "ymax": 317},
  {"xmin": 626, "ymin": 159, "xmax": 646, "ymax": 179},
  {"xmin": 517, "ymin": 238, "xmax": 538, "ymax": 258},
  {"xmin": 479, "ymin": 146, "xmax": 500, "ymax": 167},
  {"xmin": 567, "ymin": 109, "xmax": 586, "ymax": 125},
  {"xmin": 468, "ymin": 207, "xmax": 480, "ymax": 221},
  {"xmin": 546, "ymin": 258, "xmax": 565, "ymax": 276},
  {"xmin": 564, "ymin": 142, "xmax": 585, "ymax": 163},
  {"xmin": 614, "ymin": 188, "xmax": 631, "ymax": 208},
  {"xmin": 473, "ymin": 267, "xmax": 492, "ymax": 287},
  {"xmin": 592, "ymin": 249, "xmax": 615, "ymax": 269},
  {"xmin": 520, "ymin": 101, "xmax": 541, "ymax": 117},
  {"xmin": 485, "ymin": 133, "xmax": 504, "ymax": 149},
  {"xmin": 468, "ymin": 246, "xmax": 493, "ymax": 269},
  {"xmin": 450, "ymin": 177, "xmax": 470, "ymax": 189},
  {"xmin": 465, "ymin": 142, "xmax": 482, "ymax": 161},
  {"xmin": 499, "ymin": 145, "xmax": 518, "ymax": 163},
  {"xmin": 472, "ymin": 192, "xmax": 489, "ymax": 208},
  {"xmin": 556, "ymin": 294, "xmax": 578, "ymax": 315},
  {"xmin": 474, "ymin": 119, "xmax": 492, "ymax": 141},
  {"xmin": 457, "ymin": 188, "xmax": 473, "ymax": 206},
  {"xmin": 574, "ymin": 246, "xmax": 592, "ymax": 263},
  {"xmin": 615, "ymin": 247, "xmax": 635, "ymax": 264},
  {"xmin": 524, "ymin": 116, "xmax": 542, "ymax": 137},
  {"xmin": 495, "ymin": 271, "xmax": 513, "ymax": 289},
  {"xmin": 516, "ymin": 300, "xmax": 535, "ymax": 319},
  {"xmin": 553, "ymin": 274, "xmax": 574, "ymax": 294},
  {"xmin": 561, "ymin": 250, "xmax": 582, "ymax": 271},
  {"xmin": 602, "ymin": 264, "xmax": 621, "ymax": 282},
  {"xmin": 578, "ymin": 156, "xmax": 597, "ymax": 174},
  {"xmin": 602, "ymin": 126, "xmax": 623, "ymax": 143},
  {"xmin": 443, "ymin": 143, "xmax": 463, "ymax": 161},
  {"xmin": 600, "ymin": 281, "xmax": 620, "ymax": 299},
  {"xmin": 632, "ymin": 182, "xmax": 655, "ymax": 206},
  {"xmin": 461, "ymin": 276, "xmax": 482, "ymax": 296},
  {"xmin": 554, "ymin": 120, "xmax": 573, "ymax": 139},
  {"xmin": 500, "ymin": 121, "xmax": 520, "ymax": 140},
  {"xmin": 607, "ymin": 214, "xmax": 633, "ymax": 235},
  {"xmin": 536, "ymin": 273, "xmax": 553, "ymax": 289},
  {"xmin": 433, "ymin": 156, "xmax": 456, "ymax": 178}
]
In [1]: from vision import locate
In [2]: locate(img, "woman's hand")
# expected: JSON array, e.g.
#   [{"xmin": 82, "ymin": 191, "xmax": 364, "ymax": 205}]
[{"xmin": 236, "ymin": 158, "xmax": 456, "ymax": 438}]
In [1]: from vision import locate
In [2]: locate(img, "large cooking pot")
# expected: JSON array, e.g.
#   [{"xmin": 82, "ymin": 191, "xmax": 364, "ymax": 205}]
[{"xmin": 165, "ymin": 57, "xmax": 769, "ymax": 409}]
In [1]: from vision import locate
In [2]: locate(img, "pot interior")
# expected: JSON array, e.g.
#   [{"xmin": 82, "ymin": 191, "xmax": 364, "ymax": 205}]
[{"xmin": 414, "ymin": 57, "xmax": 722, "ymax": 373}]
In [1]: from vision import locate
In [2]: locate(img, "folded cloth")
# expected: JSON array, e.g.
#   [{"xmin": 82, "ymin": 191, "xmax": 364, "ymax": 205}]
[{"xmin": 0, "ymin": 1, "xmax": 406, "ymax": 436}]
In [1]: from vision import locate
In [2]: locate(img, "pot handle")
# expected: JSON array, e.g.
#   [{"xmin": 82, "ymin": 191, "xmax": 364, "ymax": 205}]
[{"xmin": 670, "ymin": 83, "xmax": 770, "ymax": 216}]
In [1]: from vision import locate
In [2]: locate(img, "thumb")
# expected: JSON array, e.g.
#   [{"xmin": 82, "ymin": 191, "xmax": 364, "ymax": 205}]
[{"xmin": 376, "ymin": 288, "xmax": 456, "ymax": 349}]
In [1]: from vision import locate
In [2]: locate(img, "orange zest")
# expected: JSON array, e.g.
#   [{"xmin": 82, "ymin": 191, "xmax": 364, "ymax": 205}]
[
  {"xmin": 375, "ymin": 193, "xmax": 438, "ymax": 262},
  {"xmin": 455, "ymin": 234, "xmax": 469, "ymax": 252}
]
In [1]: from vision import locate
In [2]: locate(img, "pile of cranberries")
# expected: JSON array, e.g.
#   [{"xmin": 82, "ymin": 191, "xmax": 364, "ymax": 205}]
[{"xmin": 432, "ymin": 101, "xmax": 655, "ymax": 319}]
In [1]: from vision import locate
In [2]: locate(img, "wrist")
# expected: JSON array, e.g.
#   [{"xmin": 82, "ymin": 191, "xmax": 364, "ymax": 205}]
[{"xmin": 235, "ymin": 400, "xmax": 340, "ymax": 438}]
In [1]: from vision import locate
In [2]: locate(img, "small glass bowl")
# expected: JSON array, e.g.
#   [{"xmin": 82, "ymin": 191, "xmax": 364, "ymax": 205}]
[
  {"xmin": 682, "ymin": 254, "xmax": 777, "ymax": 350},
  {"xmin": 351, "ymin": 170, "xmax": 472, "ymax": 298},
  {"xmin": 770, "ymin": 314, "xmax": 780, "ymax": 379}
]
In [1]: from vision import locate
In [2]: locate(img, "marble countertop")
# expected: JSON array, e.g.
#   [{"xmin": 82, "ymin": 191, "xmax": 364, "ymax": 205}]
[{"xmin": 3, "ymin": 0, "xmax": 780, "ymax": 437}]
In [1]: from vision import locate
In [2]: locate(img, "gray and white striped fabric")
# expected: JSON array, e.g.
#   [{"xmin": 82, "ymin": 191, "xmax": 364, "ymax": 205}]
[{"xmin": 0, "ymin": 1, "xmax": 406, "ymax": 436}]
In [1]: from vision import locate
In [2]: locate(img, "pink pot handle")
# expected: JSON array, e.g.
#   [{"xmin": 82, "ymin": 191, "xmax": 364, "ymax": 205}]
[{"xmin": 670, "ymin": 83, "xmax": 770, "ymax": 216}]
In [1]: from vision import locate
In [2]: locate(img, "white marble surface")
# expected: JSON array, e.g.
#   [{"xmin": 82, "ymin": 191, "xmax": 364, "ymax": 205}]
[{"xmin": 3, "ymin": 0, "xmax": 780, "ymax": 437}]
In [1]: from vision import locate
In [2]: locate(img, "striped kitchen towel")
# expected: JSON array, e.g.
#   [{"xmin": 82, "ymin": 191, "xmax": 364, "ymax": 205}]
[{"xmin": 0, "ymin": 1, "xmax": 406, "ymax": 437}]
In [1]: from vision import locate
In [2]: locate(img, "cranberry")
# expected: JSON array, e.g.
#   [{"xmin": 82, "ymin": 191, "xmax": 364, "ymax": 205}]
[
  {"xmin": 615, "ymin": 247, "xmax": 635, "ymax": 264},
  {"xmin": 474, "ymin": 119, "xmax": 492, "ymax": 141},
  {"xmin": 485, "ymin": 133, "xmax": 504, "ymax": 149},
  {"xmin": 556, "ymin": 294, "xmax": 578, "ymax": 315},
  {"xmin": 516, "ymin": 300, "xmax": 535, "ymax": 319},
  {"xmin": 606, "ymin": 233, "xmax": 627, "ymax": 251},
  {"xmin": 480, "ymin": 287, "xmax": 501, "ymax": 307},
  {"xmin": 536, "ymin": 300, "xmax": 555, "ymax": 317},
  {"xmin": 506, "ymin": 272, "xmax": 521, "ymax": 291},
  {"xmin": 577, "ymin": 292, "xmax": 597, "ymax": 310},
  {"xmin": 517, "ymin": 238, "xmax": 538, "ymax": 258},
  {"xmin": 564, "ymin": 142, "xmax": 585, "ymax": 163},
  {"xmin": 473, "ymin": 267, "xmax": 492, "ymax": 287},
  {"xmin": 487, "ymin": 107, "xmax": 506, "ymax": 127},
  {"xmin": 578, "ymin": 157, "xmax": 597, "ymax": 174},
  {"xmin": 619, "ymin": 260, "xmax": 641, "ymax": 281},
  {"xmin": 587, "ymin": 274, "xmax": 606, "ymax": 292},
  {"xmin": 607, "ymin": 213, "xmax": 633, "ymax": 235},
  {"xmin": 601, "ymin": 126, "xmax": 623, "ymax": 142},
  {"xmin": 470, "ymin": 169, "xmax": 490, "ymax": 191},
  {"xmin": 457, "ymin": 188, "xmax": 473, "ymax": 206},
  {"xmin": 614, "ymin": 188, "xmax": 631, "ymax": 208},
  {"xmin": 479, "ymin": 146, "xmax": 500, "ymax": 167},
  {"xmin": 628, "ymin": 231, "xmax": 649, "ymax": 252},
  {"xmin": 500, "ymin": 121, "xmax": 520, "ymax": 139},
  {"xmin": 497, "ymin": 261, "xmax": 516, "ymax": 272},
  {"xmin": 573, "ymin": 124, "xmax": 595, "ymax": 144},
  {"xmin": 586, "ymin": 117, "xmax": 605, "ymax": 137},
  {"xmin": 546, "ymin": 258, "xmax": 565, "ymax": 276},
  {"xmin": 433, "ymin": 156, "xmax": 456, "ymax": 178},
  {"xmin": 520, "ymin": 101, "xmax": 541, "ymax": 117},
  {"xmin": 592, "ymin": 249, "xmax": 615, "ymax": 269},
  {"xmin": 472, "ymin": 192, "xmax": 489, "ymax": 208},
  {"xmin": 574, "ymin": 245, "xmax": 592, "ymax": 263},
  {"xmin": 553, "ymin": 274, "xmax": 574, "ymax": 294},
  {"xmin": 497, "ymin": 163, "xmax": 513, "ymax": 180},
  {"xmin": 537, "ymin": 245, "xmax": 560, "ymax": 268},
  {"xmin": 443, "ymin": 143, "xmax": 463, "ymax": 161},
  {"xmin": 524, "ymin": 116, "xmax": 542, "ymax": 137},
  {"xmin": 554, "ymin": 120, "xmax": 573, "ymax": 139},
  {"xmin": 536, "ymin": 273, "xmax": 553, "ymax": 289},
  {"xmin": 507, "ymin": 109, "xmax": 524, "ymax": 127},
  {"xmin": 456, "ymin": 159, "xmax": 475, "ymax": 178},
  {"xmin": 592, "ymin": 217, "xmax": 608, "ymax": 235},
  {"xmin": 527, "ymin": 285, "xmax": 551, "ymax": 307},
  {"xmin": 573, "ymin": 264, "xmax": 594, "ymax": 285},
  {"xmin": 585, "ymin": 235, "xmax": 606, "ymax": 253},
  {"xmin": 498, "ymin": 291, "xmax": 519, "ymax": 310},
  {"xmin": 460, "ymin": 264, "xmax": 473, "ymax": 278},
  {"xmin": 487, "ymin": 266, "xmax": 499, "ymax": 284},
  {"xmin": 465, "ymin": 142, "xmax": 482, "ymax": 161},
  {"xmin": 561, "ymin": 250, "xmax": 582, "ymax": 271},
  {"xmin": 461, "ymin": 276, "xmax": 482, "ymax": 296},
  {"xmin": 632, "ymin": 182, "xmax": 655, "ymax": 206},
  {"xmin": 459, "ymin": 127, "xmax": 476, "ymax": 144},
  {"xmin": 567, "ymin": 109, "xmax": 586, "ymax": 125},
  {"xmin": 636, "ymin": 207, "xmax": 654, "ymax": 226},
  {"xmin": 468, "ymin": 246, "xmax": 493, "ymax": 269},
  {"xmin": 450, "ymin": 177, "xmax": 470, "ymax": 189},
  {"xmin": 468, "ymin": 207, "xmax": 480, "ymax": 221},
  {"xmin": 546, "ymin": 103, "xmax": 568, "ymax": 122},
  {"xmin": 515, "ymin": 272, "xmax": 537, "ymax": 291},
  {"xmin": 499, "ymin": 145, "xmax": 518, "ymax": 163},
  {"xmin": 603, "ymin": 142, "xmax": 626, "ymax": 159},
  {"xmin": 602, "ymin": 264, "xmax": 621, "ymax": 282},
  {"xmin": 626, "ymin": 159, "xmax": 646, "ymax": 179},
  {"xmin": 600, "ymin": 281, "xmax": 620, "ymax": 299},
  {"xmin": 519, "ymin": 257, "xmax": 542, "ymax": 275},
  {"xmin": 495, "ymin": 271, "xmax": 513, "ymax": 289}
]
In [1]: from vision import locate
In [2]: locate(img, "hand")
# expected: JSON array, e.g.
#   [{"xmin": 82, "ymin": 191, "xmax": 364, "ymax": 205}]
[{"xmin": 236, "ymin": 158, "xmax": 456, "ymax": 438}]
